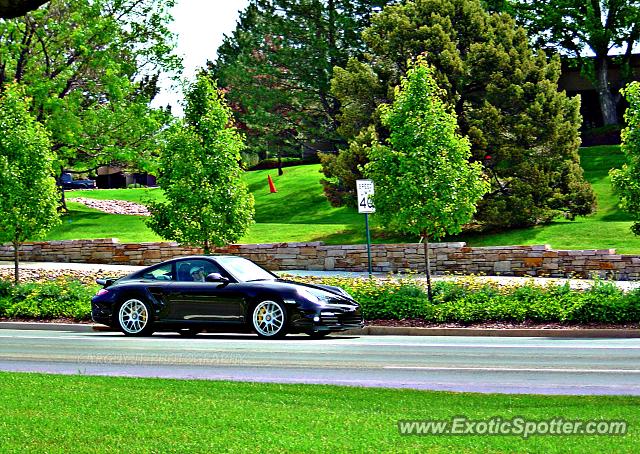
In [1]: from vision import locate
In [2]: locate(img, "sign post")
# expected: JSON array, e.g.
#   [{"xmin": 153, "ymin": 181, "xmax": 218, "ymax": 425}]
[{"xmin": 356, "ymin": 179, "xmax": 375, "ymax": 277}]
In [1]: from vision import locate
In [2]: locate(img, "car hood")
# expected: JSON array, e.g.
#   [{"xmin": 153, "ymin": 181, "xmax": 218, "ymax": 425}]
[{"xmin": 251, "ymin": 279, "xmax": 357, "ymax": 304}]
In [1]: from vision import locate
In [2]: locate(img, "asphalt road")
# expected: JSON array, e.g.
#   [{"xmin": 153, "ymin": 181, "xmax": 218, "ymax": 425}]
[{"xmin": 1, "ymin": 329, "xmax": 639, "ymax": 395}]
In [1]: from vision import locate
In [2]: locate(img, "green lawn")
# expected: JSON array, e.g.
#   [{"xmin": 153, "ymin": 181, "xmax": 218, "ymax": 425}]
[
  {"xmin": 53, "ymin": 165, "xmax": 369, "ymax": 244},
  {"xmin": 47, "ymin": 146, "xmax": 640, "ymax": 252},
  {"xmin": 456, "ymin": 145, "xmax": 640, "ymax": 253},
  {"xmin": 0, "ymin": 372, "xmax": 637, "ymax": 453}
]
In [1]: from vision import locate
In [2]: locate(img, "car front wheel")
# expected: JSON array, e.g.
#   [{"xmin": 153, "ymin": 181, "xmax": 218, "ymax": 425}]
[
  {"xmin": 252, "ymin": 300, "xmax": 287, "ymax": 338},
  {"xmin": 117, "ymin": 298, "xmax": 154, "ymax": 336}
]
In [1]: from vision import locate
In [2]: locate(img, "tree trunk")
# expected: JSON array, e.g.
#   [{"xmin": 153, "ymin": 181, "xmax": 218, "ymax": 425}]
[
  {"xmin": 12, "ymin": 240, "xmax": 19, "ymax": 285},
  {"xmin": 422, "ymin": 233, "xmax": 433, "ymax": 302},
  {"xmin": 203, "ymin": 239, "xmax": 210, "ymax": 255},
  {"xmin": 595, "ymin": 56, "xmax": 619, "ymax": 126},
  {"xmin": 58, "ymin": 167, "xmax": 67, "ymax": 212}
]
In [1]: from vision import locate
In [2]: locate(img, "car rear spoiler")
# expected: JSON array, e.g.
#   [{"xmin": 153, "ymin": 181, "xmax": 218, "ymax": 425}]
[{"xmin": 96, "ymin": 277, "xmax": 116, "ymax": 287}]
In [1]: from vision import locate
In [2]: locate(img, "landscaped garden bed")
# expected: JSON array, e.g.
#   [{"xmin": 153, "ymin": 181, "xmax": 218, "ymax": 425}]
[{"xmin": 1, "ymin": 269, "xmax": 638, "ymax": 327}]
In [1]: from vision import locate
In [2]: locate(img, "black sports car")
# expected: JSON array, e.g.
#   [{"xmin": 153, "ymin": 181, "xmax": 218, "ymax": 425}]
[{"xmin": 91, "ymin": 255, "xmax": 363, "ymax": 338}]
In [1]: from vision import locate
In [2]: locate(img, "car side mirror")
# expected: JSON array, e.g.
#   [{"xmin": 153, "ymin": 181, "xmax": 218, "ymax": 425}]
[{"xmin": 205, "ymin": 273, "xmax": 229, "ymax": 284}]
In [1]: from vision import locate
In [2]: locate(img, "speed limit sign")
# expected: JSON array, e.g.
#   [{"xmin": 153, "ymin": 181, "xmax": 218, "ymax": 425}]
[{"xmin": 356, "ymin": 179, "xmax": 375, "ymax": 214}]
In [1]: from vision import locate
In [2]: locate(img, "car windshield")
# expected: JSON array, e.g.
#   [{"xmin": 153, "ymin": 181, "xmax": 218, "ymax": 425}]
[{"xmin": 215, "ymin": 256, "xmax": 276, "ymax": 282}]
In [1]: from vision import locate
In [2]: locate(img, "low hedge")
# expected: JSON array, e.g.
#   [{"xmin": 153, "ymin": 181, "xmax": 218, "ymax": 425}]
[
  {"xmin": 1, "ymin": 275, "xmax": 639, "ymax": 325},
  {"xmin": 0, "ymin": 278, "xmax": 98, "ymax": 321},
  {"xmin": 303, "ymin": 276, "xmax": 640, "ymax": 325}
]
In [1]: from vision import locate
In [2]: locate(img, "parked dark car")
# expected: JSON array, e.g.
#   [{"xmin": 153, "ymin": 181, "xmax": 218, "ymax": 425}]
[
  {"xmin": 91, "ymin": 255, "xmax": 363, "ymax": 338},
  {"xmin": 60, "ymin": 172, "xmax": 96, "ymax": 189}
]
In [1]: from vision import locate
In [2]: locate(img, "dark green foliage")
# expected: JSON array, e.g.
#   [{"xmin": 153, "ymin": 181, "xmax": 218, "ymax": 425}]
[
  {"xmin": 507, "ymin": 0, "xmax": 640, "ymax": 126},
  {"xmin": 324, "ymin": 0, "xmax": 596, "ymax": 229},
  {"xmin": 210, "ymin": 0, "xmax": 395, "ymax": 164},
  {"xmin": 0, "ymin": 278, "xmax": 97, "ymax": 320}
]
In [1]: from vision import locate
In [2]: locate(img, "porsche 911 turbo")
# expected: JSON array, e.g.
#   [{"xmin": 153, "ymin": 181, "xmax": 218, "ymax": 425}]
[{"xmin": 91, "ymin": 255, "xmax": 364, "ymax": 338}]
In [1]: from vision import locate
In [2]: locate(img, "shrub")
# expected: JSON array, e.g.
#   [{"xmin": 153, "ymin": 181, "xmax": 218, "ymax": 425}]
[{"xmin": 0, "ymin": 278, "xmax": 97, "ymax": 320}]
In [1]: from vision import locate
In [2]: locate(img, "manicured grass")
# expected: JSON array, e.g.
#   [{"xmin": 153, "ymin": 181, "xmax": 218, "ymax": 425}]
[
  {"xmin": 456, "ymin": 145, "xmax": 640, "ymax": 253},
  {"xmin": 0, "ymin": 372, "xmax": 637, "ymax": 453},
  {"xmin": 53, "ymin": 165, "xmax": 371, "ymax": 244},
  {"xmin": 48, "ymin": 146, "xmax": 640, "ymax": 252},
  {"xmin": 45, "ymin": 203, "xmax": 164, "ymax": 243}
]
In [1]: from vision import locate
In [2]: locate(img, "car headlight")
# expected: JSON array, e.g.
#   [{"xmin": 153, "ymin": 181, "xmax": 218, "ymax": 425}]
[{"xmin": 297, "ymin": 288, "xmax": 332, "ymax": 305}]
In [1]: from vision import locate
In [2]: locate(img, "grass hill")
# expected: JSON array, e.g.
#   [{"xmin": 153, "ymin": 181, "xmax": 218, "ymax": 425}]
[{"xmin": 43, "ymin": 145, "xmax": 640, "ymax": 253}]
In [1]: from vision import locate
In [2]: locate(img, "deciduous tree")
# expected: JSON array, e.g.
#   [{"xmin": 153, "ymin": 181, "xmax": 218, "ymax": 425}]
[
  {"xmin": 366, "ymin": 58, "xmax": 489, "ymax": 299},
  {"xmin": 610, "ymin": 82, "xmax": 640, "ymax": 233},
  {"xmin": 0, "ymin": 0, "xmax": 179, "ymax": 207},
  {"xmin": 507, "ymin": 0, "xmax": 640, "ymax": 126},
  {"xmin": 146, "ymin": 75, "xmax": 255, "ymax": 253},
  {"xmin": 0, "ymin": 84, "xmax": 59, "ymax": 283}
]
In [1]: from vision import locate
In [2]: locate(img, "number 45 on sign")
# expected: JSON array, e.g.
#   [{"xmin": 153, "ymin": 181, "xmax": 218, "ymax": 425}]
[{"xmin": 356, "ymin": 179, "xmax": 375, "ymax": 214}]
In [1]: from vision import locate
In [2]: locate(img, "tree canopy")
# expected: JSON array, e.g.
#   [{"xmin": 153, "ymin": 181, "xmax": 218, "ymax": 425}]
[
  {"xmin": 506, "ymin": 0, "xmax": 640, "ymax": 126},
  {"xmin": 210, "ymin": 0, "xmax": 394, "ymax": 164},
  {"xmin": 146, "ymin": 75, "xmax": 255, "ymax": 253},
  {"xmin": 324, "ymin": 0, "xmax": 595, "ymax": 229},
  {"xmin": 610, "ymin": 82, "xmax": 640, "ymax": 234},
  {"xmin": 0, "ymin": 0, "xmax": 180, "ymax": 191}
]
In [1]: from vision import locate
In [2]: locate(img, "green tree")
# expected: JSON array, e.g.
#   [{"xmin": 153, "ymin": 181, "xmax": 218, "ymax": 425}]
[
  {"xmin": 210, "ymin": 0, "xmax": 394, "ymax": 164},
  {"xmin": 610, "ymin": 82, "xmax": 640, "ymax": 234},
  {"xmin": 367, "ymin": 58, "xmax": 489, "ymax": 299},
  {"xmin": 0, "ymin": 0, "xmax": 179, "ymax": 207},
  {"xmin": 0, "ymin": 84, "xmax": 59, "ymax": 283},
  {"xmin": 507, "ymin": 0, "xmax": 640, "ymax": 126},
  {"xmin": 146, "ymin": 75, "xmax": 255, "ymax": 253},
  {"xmin": 326, "ymin": 0, "xmax": 595, "ymax": 229}
]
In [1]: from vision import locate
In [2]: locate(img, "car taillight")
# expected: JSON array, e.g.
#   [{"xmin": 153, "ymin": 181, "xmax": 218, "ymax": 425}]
[{"xmin": 96, "ymin": 289, "xmax": 109, "ymax": 296}]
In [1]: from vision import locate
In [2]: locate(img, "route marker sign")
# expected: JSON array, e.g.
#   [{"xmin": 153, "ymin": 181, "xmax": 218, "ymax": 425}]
[
  {"xmin": 356, "ymin": 179, "xmax": 376, "ymax": 213},
  {"xmin": 356, "ymin": 179, "xmax": 375, "ymax": 276}
]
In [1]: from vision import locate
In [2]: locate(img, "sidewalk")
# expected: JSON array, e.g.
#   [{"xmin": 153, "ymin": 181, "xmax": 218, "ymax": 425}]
[{"xmin": 2, "ymin": 261, "xmax": 640, "ymax": 290}]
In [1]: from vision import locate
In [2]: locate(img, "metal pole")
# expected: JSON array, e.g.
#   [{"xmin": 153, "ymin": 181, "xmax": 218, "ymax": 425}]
[{"xmin": 365, "ymin": 213, "xmax": 372, "ymax": 278}]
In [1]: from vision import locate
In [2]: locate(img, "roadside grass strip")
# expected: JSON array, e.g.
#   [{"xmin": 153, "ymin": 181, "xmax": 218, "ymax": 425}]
[{"xmin": 0, "ymin": 372, "xmax": 638, "ymax": 453}]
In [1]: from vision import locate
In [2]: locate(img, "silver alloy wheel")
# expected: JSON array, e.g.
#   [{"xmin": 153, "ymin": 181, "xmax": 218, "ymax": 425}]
[
  {"xmin": 252, "ymin": 301, "xmax": 285, "ymax": 337},
  {"xmin": 118, "ymin": 299, "xmax": 149, "ymax": 334}
]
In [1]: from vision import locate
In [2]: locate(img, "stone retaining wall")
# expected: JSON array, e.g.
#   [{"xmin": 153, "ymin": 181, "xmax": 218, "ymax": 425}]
[{"xmin": 1, "ymin": 239, "xmax": 639, "ymax": 279}]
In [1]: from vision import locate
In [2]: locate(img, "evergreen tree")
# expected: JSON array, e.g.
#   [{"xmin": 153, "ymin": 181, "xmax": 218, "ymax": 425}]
[
  {"xmin": 210, "ymin": 0, "xmax": 395, "ymax": 164},
  {"xmin": 325, "ymin": 0, "xmax": 595, "ymax": 228}
]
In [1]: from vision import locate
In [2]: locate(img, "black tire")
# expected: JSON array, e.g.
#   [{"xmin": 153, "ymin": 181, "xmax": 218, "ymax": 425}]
[
  {"xmin": 251, "ymin": 300, "xmax": 288, "ymax": 338},
  {"xmin": 116, "ymin": 297, "xmax": 154, "ymax": 336}
]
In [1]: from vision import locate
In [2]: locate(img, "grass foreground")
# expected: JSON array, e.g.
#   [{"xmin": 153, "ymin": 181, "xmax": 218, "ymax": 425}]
[{"xmin": 0, "ymin": 372, "xmax": 637, "ymax": 453}]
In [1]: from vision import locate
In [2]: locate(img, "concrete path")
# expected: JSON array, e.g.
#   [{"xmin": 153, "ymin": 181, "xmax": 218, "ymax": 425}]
[{"xmin": 2, "ymin": 261, "xmax": 640, "ymax": 290}]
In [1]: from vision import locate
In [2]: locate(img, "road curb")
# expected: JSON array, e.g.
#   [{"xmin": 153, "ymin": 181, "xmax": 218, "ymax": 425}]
[
  {"xmin": 0, "ymin": 322, "xmax": 97, "ymax": 332},
  {"xmin": 1, "ymin": 322, "xmax": 639, "ymax": 337},
  {"xmin": 343, "ymin": 326, "xmax": 640, "ymax": 338}
]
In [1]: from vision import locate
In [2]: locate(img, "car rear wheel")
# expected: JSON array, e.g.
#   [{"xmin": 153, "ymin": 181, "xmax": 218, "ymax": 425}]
[
  {"xmin": 252, "ymin": 300, "xmax": 287, "ymax": 338},
  {"xmin": 117, "ymin": 298, "xmax": 154, "ymax": 336}
]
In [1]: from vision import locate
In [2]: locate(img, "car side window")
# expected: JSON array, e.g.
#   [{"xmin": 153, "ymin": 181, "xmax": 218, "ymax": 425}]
[
  {"xmin": 142, "ymin": 263, "xmax": 174, "ymax": 281},
  {"xmin": 176, "ymin": 260, "xmax": 221, "ymax": 282}
]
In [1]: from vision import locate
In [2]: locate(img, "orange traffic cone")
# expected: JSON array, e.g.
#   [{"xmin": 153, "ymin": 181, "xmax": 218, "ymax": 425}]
[{"xmin": 267, "ymin": 175, "xmax": 277, "ymax": 193}]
